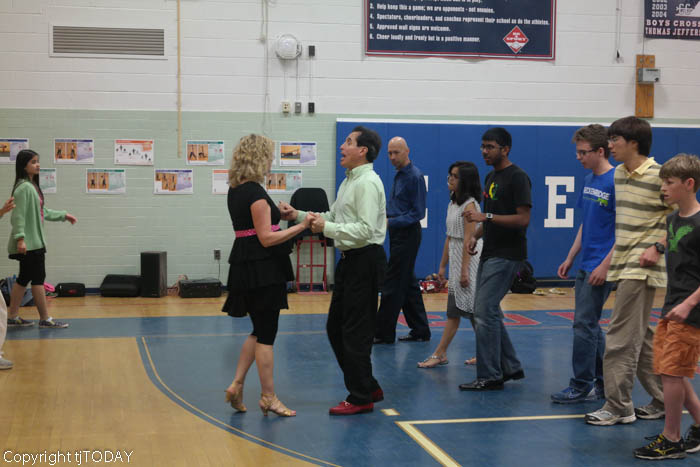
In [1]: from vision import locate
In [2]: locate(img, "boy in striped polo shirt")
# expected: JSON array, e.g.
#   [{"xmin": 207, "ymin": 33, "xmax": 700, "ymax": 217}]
[{"xmin": 586, "ymin": 116, "xmax": 672, "ymax": 426}]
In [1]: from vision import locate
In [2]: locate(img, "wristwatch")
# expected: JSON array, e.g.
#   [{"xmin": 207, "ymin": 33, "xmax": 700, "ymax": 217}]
[
  {"xmin": 485, "ymin": 213, "xmax": 494, "ymax": 222},
  {"xmin": 654, "ymin": 242, "xmax": 665, "ymax": 254}
]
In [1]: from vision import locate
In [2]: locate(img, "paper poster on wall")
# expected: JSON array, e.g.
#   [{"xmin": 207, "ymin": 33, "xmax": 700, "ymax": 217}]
[
  {"xmin": 212, "ymin": 169, "xmax": 229, "ymax": 194},
  {"xmin": 279, "ymin": 142, "xmax": 317, "ymax": 166},
  {"xmin": 154, "ymin": 169, "xmax": 194, "ymax": 194},
  {"xmin": 54, "ymin": 139, "xmax": 95, "ymax": 164},
  {"xmin": 266, "ymin": 170, "xmax": 302, "ymax": 193},
  {"xmin": 186, "ymin": 140, "xmax": 225, "ymax": 165},
  {"xmin": 86, "ymin": 169, "xmax": 126, "ymax": 195},
  {"xmin": 114, "ymin": 139, "xmax": 154, "ymax": 165},
  {"xmin": 39, "ymin": 169, "xmax": 57, "ymax": 194},
  {"xmin": 0, "ymin": 138, "xmax": 29, "ymax": 164}
]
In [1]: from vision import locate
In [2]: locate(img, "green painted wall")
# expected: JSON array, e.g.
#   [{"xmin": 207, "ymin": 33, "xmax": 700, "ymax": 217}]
[{"xmin": 0, "ymin": 109, "xmax": 338, "ymax": 288}]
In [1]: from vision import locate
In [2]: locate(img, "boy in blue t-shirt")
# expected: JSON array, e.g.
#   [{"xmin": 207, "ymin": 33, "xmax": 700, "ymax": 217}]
[
  {"xmin": 634, "ymin": 154, "xmax": 700, "ymax": 460},
  {"xmin": 551, "ymin": 124, "xmax": 616, "ymax": 404}
]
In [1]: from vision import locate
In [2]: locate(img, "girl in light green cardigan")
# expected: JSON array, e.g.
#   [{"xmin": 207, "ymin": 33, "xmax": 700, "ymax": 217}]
[{"xmin": 7, "ymin": 149, "xmax": 76, "ymax": 328}]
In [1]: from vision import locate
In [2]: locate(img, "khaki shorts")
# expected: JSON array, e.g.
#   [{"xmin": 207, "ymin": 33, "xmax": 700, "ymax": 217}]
[{"xmin": 653, "ymin": 319, "xmax": 700, "ymax": 378}]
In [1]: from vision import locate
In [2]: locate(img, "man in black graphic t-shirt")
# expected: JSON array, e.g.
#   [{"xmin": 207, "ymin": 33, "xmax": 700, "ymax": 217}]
[{"xmin": 460, "ymin": 127, "xmax": 531, "ymax": 391}]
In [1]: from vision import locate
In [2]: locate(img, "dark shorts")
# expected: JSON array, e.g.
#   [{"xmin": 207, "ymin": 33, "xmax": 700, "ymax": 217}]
[{"xmin": 11, "ymin": 248, "xmax": 46, "ymax": 287}]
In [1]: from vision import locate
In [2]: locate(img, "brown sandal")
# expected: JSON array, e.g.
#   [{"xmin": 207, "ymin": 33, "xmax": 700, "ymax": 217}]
[
  {"xmin": 225, "ymin": 381, "xmax": 247, "ymax": 412},
  {"xmin": 259, "ymin": 393, "xmax": 296, "ymax": 417}
]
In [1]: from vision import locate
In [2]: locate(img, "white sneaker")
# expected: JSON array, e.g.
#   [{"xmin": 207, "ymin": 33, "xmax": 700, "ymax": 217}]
[
  {"xmin": 585, "ymin": 408, "xmax": 636, "ymax": 426},
  {"xmin": 0, "ymin": 357, "xmax": 14, "ymax": 370},
  {"xmin": 635, "ymin": 403, "xmax": 666, "ymax": 420}
]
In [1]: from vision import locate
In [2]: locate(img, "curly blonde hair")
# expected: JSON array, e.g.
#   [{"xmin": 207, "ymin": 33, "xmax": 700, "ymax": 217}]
[{"xmin": 228, "ymin": 134, "xmax": 275, "ymax": 188}]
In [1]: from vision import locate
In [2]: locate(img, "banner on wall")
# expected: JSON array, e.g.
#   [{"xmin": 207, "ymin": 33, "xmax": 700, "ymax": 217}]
[
  {"xmin": 39, "ymin": 169, "xmax": 57, "ymax": 194},
  {"xmin": 115, "ymin": 139, "xmax": 154, "ymax": 165},
  {"xmin": 54, "ymin": 138, "xmax": 95, "ymax": 164},
  {"xmin": 0, "ymin": 138, "xmax": 29, "ymax": 164},
  {"xmin": 87, "ymin": 169, "xmax": 126, "ymax": 194},
  {"xmin": 366, "ymin": 0, "xmax": 556, "ymax": 59},
  {"xmin": 186, "ymin": 140, "xmax": 225, "ymax": 165},
  {"xmin": 154, "ymin": 169, "xmax": 193, "ymax": 194},
  {"xmin": 644, "ymin": 0, "xmax": 700, "ymax": 39}
]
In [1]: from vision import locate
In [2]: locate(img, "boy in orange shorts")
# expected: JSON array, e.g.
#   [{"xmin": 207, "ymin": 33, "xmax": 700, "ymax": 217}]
[{"xmin": 634, "ymin": 154, "xmax": 700, "ymax": 460}]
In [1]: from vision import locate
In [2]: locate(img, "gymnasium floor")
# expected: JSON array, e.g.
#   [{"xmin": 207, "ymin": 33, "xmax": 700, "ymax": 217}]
[{"xmin": 2, "ymin": 290, "xmax": 700, "ymax": 466}]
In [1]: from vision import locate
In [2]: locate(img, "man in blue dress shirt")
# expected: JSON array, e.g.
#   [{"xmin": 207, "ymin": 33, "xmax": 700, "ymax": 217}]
[{"xmin": 374, "ymin": 136, "xmax": 431, "ymax": 344}]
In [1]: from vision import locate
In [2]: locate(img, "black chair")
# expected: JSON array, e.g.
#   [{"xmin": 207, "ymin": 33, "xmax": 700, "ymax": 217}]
[{"xmin": 288, "ymin": 188, "xmax": 333, "ymax": 293}]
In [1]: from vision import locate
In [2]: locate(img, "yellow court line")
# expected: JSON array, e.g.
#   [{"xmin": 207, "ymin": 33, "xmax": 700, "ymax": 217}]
[
  {"xmin": 140, "ymin": 337, "xmax": 339, "ymax": 467},
  {"xmin": 396, "ymin": 411, "xmax": 691, "ymax": 467},
  {"xmin": 404, "ymin": 413, "xmax": 585, "ymax": 425},
  {"xmin": 396, "ymin": 421, "xmax": 461, "ymax": 467},
  {"xmin": 396, "ymin": 414, "xmax": 586, "ymax": 467}
]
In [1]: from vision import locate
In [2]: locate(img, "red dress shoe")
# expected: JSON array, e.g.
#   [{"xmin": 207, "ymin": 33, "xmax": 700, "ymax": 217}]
[
  {"xmin": 329, "ymin": 401, "xmax": 374, "ymax": 416},
  {"xmin": 371, "ymin": 388, "xmax": 384, "ymax": 402}
]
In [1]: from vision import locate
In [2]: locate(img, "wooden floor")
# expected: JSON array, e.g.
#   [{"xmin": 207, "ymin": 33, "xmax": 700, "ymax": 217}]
[
  {"xmin": 9, "ymin": 287, "xmax": 664, "ymax": 320},
  {"xmin": 0, "ymin": 288, "xmax": 667, "ymax": 467}
]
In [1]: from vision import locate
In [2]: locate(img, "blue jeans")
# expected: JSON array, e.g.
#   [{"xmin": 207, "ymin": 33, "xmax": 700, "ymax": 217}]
[
  {"xmin": 474, "ymin": 257, "xmax": 523, "ymax": 381},
  {"xmin": 570, "ymin": 269, "xmax": 612, "ymax": 391}
]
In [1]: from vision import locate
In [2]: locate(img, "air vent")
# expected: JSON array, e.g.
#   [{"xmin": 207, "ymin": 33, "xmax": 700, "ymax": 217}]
[{"xmin": 52, "ymin": 26, "xmax": 164, "ymax": 57}]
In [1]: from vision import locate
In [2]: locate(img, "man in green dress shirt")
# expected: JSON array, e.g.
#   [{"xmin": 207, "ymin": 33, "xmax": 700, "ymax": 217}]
[{"xmin": 280, "ymin": 126, "xmax": 387, "ymax": 415}]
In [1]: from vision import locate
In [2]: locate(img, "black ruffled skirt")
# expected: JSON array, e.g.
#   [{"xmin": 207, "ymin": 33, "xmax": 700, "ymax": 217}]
[{"xmin": 222, "ymin": 240, "xmax": 294, "ymax": 317}]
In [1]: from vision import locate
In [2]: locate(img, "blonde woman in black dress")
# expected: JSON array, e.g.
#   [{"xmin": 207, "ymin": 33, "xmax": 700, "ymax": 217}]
[{"xmin": 223, "ymin": 134, "xmax": 314, "ymax": 417}]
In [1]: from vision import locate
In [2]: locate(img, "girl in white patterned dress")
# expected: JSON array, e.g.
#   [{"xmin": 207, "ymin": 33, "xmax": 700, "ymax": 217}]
[{"xmin": 418, "ymin": 162, "xmax": 482, "ymax": 368}]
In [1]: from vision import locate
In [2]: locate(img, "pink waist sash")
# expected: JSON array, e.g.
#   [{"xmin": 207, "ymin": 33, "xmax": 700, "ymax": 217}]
[{"xmin": 235, "ymin": 224, "xmax": 281, "ymax": 238}]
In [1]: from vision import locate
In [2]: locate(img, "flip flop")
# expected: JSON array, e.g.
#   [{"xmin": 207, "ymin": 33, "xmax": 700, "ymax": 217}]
[{"xmin": 417, "ymin": 355, "xmax": 448, "ymax": 368}]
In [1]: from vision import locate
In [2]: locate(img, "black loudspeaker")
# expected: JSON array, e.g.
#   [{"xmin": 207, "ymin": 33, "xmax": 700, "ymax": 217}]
[
  {"xmin": 141, "ymin": 251, "xmax": 167, "ymax": 297},
  {"xmin": 100, "ymin": 275, "xmax": 141, "ymax": 297},
  {"xmin": 178, "ymin": 278, "xmax": 222, "ymax": 298}
]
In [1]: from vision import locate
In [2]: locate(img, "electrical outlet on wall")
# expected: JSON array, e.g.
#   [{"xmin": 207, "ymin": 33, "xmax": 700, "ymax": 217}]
[
  {"xmin": 282, "ymin": 101, "xmax": 291, "ymax": 113},
  {"xmin": 294, "ymin": 102, "xmax": 302, "ymax": 114},
  {"xmin": 214, "ymin": 249, "xmax": 221, "ymax": 260}
]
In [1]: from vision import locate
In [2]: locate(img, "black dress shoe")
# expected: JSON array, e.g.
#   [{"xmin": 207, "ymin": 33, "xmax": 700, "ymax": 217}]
[
  {"xmin": 373, "ymin": 337, "xmax": 394, "ymax": 345},
  {"xmin": 504, "ymin": 369, "xmax": 525, "ymax": 382},
  {"xmin": 459, "ymin": 379, "xmax": 504, "ymax": 391},
  {"xmin": 397, "ymin": 334, "xmax": 430, "ymax": 342}
]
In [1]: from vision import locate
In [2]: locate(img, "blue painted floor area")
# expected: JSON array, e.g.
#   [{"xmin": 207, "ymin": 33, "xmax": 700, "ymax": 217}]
[{"xmin": 9, "ymin": 310, "xmax": 700, "ymax": 466}]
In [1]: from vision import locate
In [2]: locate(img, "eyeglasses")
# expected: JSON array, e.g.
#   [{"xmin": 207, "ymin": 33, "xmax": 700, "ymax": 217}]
[
  {"xmin": 576, "ymin": 149, "xmax": 598, "ymax": 157},
  {"xmin": 480, "ymin": 144, "xmax": 502, "ymax": 151}
]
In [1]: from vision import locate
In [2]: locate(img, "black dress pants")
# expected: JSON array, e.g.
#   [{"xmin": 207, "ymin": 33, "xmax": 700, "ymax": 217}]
[
  {"xmin": 327, "ymin": 244, "xmax": 385, "ymax": 405},
  {"xmin": 375, "ymin": 223, "xmax": 430, "ymax": 342}
]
